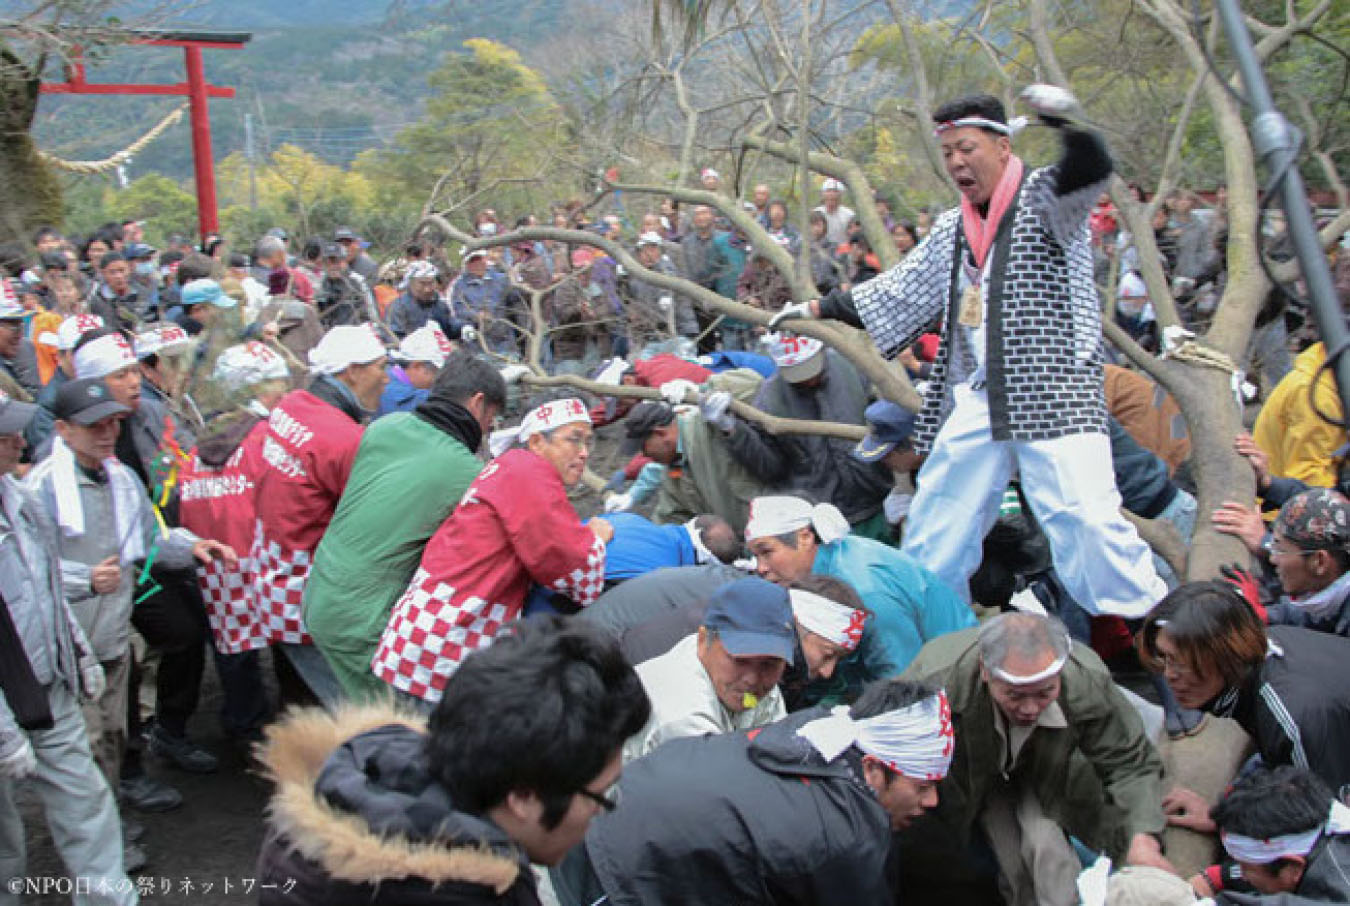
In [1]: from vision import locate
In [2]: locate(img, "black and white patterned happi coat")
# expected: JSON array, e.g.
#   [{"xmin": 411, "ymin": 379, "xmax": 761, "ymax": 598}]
[{"xmin": 852, "ymin": 164, "xmax": 1109, "ymax": 455}]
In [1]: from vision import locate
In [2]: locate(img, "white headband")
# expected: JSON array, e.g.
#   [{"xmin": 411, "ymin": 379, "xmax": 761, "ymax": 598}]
[
  {"xmin": 396, "ymin": 323, "xmax": 452, "ymax": 368},
  {"xmin": 1222, "ymin": 800, "xmax": 1350, "ymax": 865},
  {"xmin": 791, "ymin": 589, "xmax": 867, "ymax": 652},
  {"xmin": 744, "ymin": 495, "xmax": 851, "ymax": 544},
  {"xmin": 988, "ymin": 650, "xmax": 1069, "ymax": 686},
  {"xmin": 488, "ymin": 397, "xmax": 591, "ymax": 457},
  {"xmin": 984, "ymin": 622, "xmax": 1073, "ymax": 685},
  {"xmin": 73, "ymin": 333, "xmax": 137, "ymax": 380},
  {"xmin": 213, "ymin": 341, "xmax": 289, "ymax": 393},
  {"xmin": 308, "ymin": 324, "xmax": 387, "ymax": 376},
  {"xmin": 797, "ymin": 692, "xmax": 954, "ymax": 781},
  {"xmin": 134, "ymin": 324, "xmax": 192, "ymax": 359},
  {"xmin": 933, "ymin": 115, "xmax": 1029, "ymax": 138},
  {"xmin": 39, "ymin": 313, "xmax": 105, "ymax": 350}
]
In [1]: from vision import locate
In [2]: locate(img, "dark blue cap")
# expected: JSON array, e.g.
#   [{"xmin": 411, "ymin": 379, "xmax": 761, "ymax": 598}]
[
  {"xmin": 701, "ymin": 577, "xmax": 795, "ymax": 665},
  {"xmin": 852, "ymin": 400, "xmax": 916, "ymax": 462},
  {"xmin": 124, "ymin": 243, "xmax": 156, "ymax": 259}
]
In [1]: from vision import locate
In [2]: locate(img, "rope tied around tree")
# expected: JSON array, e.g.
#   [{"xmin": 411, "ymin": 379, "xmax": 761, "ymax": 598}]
[
  {"xmin": 1159, "ymin": 324, "xmax": 1241, "ymax": 374},
  {"xmin": 38, "ymin": 103, "xmax": 187, "ymax": 175}
]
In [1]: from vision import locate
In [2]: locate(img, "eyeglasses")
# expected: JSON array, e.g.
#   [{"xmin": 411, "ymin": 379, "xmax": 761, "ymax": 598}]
[
  {"xmin": 552, "ymin": 432, "xmax": 596, "ymax": 453},
  {"xmin": 1268, "ymin": 544, "xmax": 1316, "ymax": 560},
  {"xmin": 576, "ymin": 782, "xmax": 620, "ymax": 813}
]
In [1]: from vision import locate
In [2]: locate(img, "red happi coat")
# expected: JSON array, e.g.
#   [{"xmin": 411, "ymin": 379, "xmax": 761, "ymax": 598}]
[
  {"xmin": 373, "ymin": 447, "xmax": 607, "ymax": 702},
  {"xmin": 249, "ymin": 390, "xmax": 363, "ymax": 645},
  {"xmin": 179, "ymin": 417, "xmax": 269, "ymax": 654}
]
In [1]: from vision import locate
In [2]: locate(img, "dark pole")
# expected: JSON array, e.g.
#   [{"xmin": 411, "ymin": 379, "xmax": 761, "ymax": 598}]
[{"xmin": 1213, "ymin": 0, "xmax": 1350, "ymax": 415}]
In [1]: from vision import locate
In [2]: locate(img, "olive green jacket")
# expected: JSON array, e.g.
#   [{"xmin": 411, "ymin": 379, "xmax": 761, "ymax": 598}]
[{"xmin": 902, "ymin": 627, "xmax": 1166, "ymax": 860}]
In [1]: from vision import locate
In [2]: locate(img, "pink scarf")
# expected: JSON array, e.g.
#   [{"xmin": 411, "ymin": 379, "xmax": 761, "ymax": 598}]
[{"xmin": 960, "ymin": 155, "xmax": 1024, "ymax": 269}]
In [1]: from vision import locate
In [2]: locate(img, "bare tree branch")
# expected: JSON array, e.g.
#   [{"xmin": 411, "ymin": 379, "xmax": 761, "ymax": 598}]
[{"xmin": 518, "ymin": 372, "xmax": 867, "ymax": 440}]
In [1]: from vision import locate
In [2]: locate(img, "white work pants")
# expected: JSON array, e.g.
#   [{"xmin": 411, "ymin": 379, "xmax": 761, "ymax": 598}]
[{"xmin": 901, "ymin": 383, "xmax": 1166, "ymax": 618}]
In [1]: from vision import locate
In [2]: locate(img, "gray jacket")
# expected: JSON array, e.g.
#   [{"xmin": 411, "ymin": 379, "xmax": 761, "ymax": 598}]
[
  {"xmin": 724, "ymin": 349, "xmax": 892, "ymax": 524},
  {"xmin": 24, "ymin": 457, "xmax": 198, "ymax": 659},
  {"xmin": 0, "ymin": 476, "xmax": 94, "ymax": 759}
]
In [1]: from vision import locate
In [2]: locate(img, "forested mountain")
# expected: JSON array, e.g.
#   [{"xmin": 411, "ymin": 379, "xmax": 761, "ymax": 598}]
[{"xmin": 30, "ymin": 0, "xmax": 574, "ymax": 180}]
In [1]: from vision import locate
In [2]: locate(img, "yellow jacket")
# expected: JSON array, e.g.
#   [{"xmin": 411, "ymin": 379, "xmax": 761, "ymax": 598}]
[{"xmin": 1253, "ymin": 343, "xmax": 1344, "ymax": 490}]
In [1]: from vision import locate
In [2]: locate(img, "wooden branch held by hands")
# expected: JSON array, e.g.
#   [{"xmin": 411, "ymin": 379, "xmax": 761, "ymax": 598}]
[{"xmin": 518, "ymin": 372, "xmax": 867, "ymax": 441}]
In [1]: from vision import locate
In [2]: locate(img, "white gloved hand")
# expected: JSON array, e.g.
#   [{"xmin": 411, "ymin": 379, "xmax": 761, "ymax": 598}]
[
  {"xmin": 603, "ymin": 492, "xmax": 633, "ymax": 514},
  {"xmin": 883, "ymin": 489, "xmax": 913, "ymax": 526},
  {"xmin": 0, "ymin": 740, "xmax": 37, "ymax": 780},
  {"xmin": 699, "ymin": 390, "xmax": 736, "ymax": 432},
  {"xmin": 659, "ymin": 379, "xmax": 699, "ymax": 405},
  {"xmin": 80, "ymin": 659, "xmax": 106, "ymax": 700},
  {"xmin": 657, "ymin": 295, "xmax": 674, "ymax": 312},
  {"xmin": 460, "ymin": 324, "xmax": 479, "ymax": 344},
  {"xmin": 499, "ymin": 364, "xmax": 533, "ymax": 384},
  {"xmin": 767, "ymin": 301, "xmax": 814, "ymax": 330},
  {"xmin": 1019, "ymin": 84, "xmax": 1080, "ymax": 121}
]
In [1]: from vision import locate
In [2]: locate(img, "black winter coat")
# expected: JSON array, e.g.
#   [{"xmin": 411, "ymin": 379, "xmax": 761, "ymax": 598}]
[
  {"xmin": 584, "ymin": 708, "xmax": 895, "ymax": 905},
  {"xmin": 256, "ymin": 708, "xmax": 541, "ymax": 906}
]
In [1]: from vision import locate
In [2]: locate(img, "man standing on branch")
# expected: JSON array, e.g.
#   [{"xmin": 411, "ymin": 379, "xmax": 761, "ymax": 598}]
[{"xmin": 774, "ymin": 85, "xmax": 1166, "ymax": 620}]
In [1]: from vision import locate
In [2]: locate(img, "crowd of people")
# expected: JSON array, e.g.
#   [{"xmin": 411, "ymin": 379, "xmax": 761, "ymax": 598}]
[{"xmin": 2, "ymin": 82, "xmax": 1350, "ymax": 906}]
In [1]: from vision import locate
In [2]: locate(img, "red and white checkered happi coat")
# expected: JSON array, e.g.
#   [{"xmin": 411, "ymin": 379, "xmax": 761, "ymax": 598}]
[
  {"xmin": 372, "ymin": 448, "xmax": 607, "ymax": 701},
  {"xmin": 178, "ymin": 418, "xmax": 269, "ymax": 654},
  {"xmin": 250, "ymin": 390, "xmax": 363, "ymax": 646}
]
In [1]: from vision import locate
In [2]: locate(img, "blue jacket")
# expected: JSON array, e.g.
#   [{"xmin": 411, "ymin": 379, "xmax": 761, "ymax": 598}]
[
  {"xmin": 449, "ymin": 270, "xmax": 508, "ymax": 322},
  {"xmin": 604, "ymin": 513, "xmax": 699, "ymax": 582},
  {"xmin": 699, "ymin": 350, "xmax": 776, "ymax": 378},
  {"xmin": 814, "ymin": 535, "xmax": 975, "ymax": 684},
  {"xmin": 376, "ymin": 366, "xmax": 428, "ymax": 418}
]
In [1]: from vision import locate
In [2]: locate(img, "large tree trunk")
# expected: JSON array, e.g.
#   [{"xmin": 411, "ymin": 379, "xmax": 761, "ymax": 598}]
[
  {"xmin": 0, "ymin": 50, "xmax": 63, "ymax": 242},
  {"xmin": 1170, "ymin": 365, "xmax": 1256, "ymax": 579}
]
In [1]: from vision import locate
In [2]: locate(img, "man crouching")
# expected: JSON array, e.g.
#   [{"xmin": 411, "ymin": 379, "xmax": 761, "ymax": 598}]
[{"xmin": 255, "ymin": 616, "xmax": 651, "ymax": 905}]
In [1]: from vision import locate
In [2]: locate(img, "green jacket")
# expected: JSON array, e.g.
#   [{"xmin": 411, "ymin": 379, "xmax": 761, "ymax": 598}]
[
  {"xmin": 902, "ymin": 627, "xmax": 1165, "ymax": 860},
  {"xmin": 652, "ymin": 409, "xmax": 772, "ymax": 537},
  {"xmin": 303, "ymin": 412, "xmax": 482, "ymax": 699}
]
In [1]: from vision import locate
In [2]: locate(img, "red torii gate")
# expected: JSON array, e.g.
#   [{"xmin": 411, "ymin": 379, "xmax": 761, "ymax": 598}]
[{"xmin": 39, "ymin": 28, "xmax": 251, "ymax": 241}]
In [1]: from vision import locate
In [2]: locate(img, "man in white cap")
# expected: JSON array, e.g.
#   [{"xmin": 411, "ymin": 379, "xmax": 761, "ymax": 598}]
[
  {"xmin": 745, "ymin": 494, "xmax": 975, "ymax": 692},
  {"xmin": 621, "ymin": 231, "xmax": 696, "ymax": 351},
  {"xmin": 386, "ymin": 260, "xmax": 457, "ymax": 340},
  {"xmin": 133, "ymin": 322, "xmax": 202, "ymax": 434},
  {"xmin": 449, "ymin": 248, "xmax": 513, "ymax": 356},
  {"xmin": 0, "ymin": 387, "xmax": 141, "ymax": 895},
  {"xmin": 707, "ymin": 332, "xmax": 894, "ymax": 540},
  {"xmin": 249, "ymin": 324, "xmax": 386, "ymax": 704},
  {"xmin": 775, "ymin": 87, "xmax": 1168, "ymax": 623},
  {"xmin": 373, "ymin": 395, "xmax": 612, "ymax": 705},
  {"xmin": 552, "ymin": 679, "xmax": 952, "ymax": 906},
  {"xmin": 897, "ymin": 611, "xmax": 1169, "ymax": 905},
  {"xmin": 813, "ymin": 177, "xmax": 855, "ymax": 247},
  {"xmin": 377, "ymin": 322, "xmax": 450, "ymax": 417},
  {"xmin": 28, "ymin": 313, "xmax": 105, "ymax": 451},
  {"xmin": 177, "ymin": 342, "xmax": 291, "ymax": 743}
]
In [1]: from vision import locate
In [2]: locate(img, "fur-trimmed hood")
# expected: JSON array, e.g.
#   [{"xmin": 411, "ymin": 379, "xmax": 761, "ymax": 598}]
[{"xmin": 258, "ymin": 703, "xmax": 527, "ymax": 896}]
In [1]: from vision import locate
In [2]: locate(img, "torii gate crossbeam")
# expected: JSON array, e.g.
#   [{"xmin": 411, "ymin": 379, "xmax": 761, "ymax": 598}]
[{"xmin": 37, "ymin": 29, "xmax": 252, "ymax": 241}]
